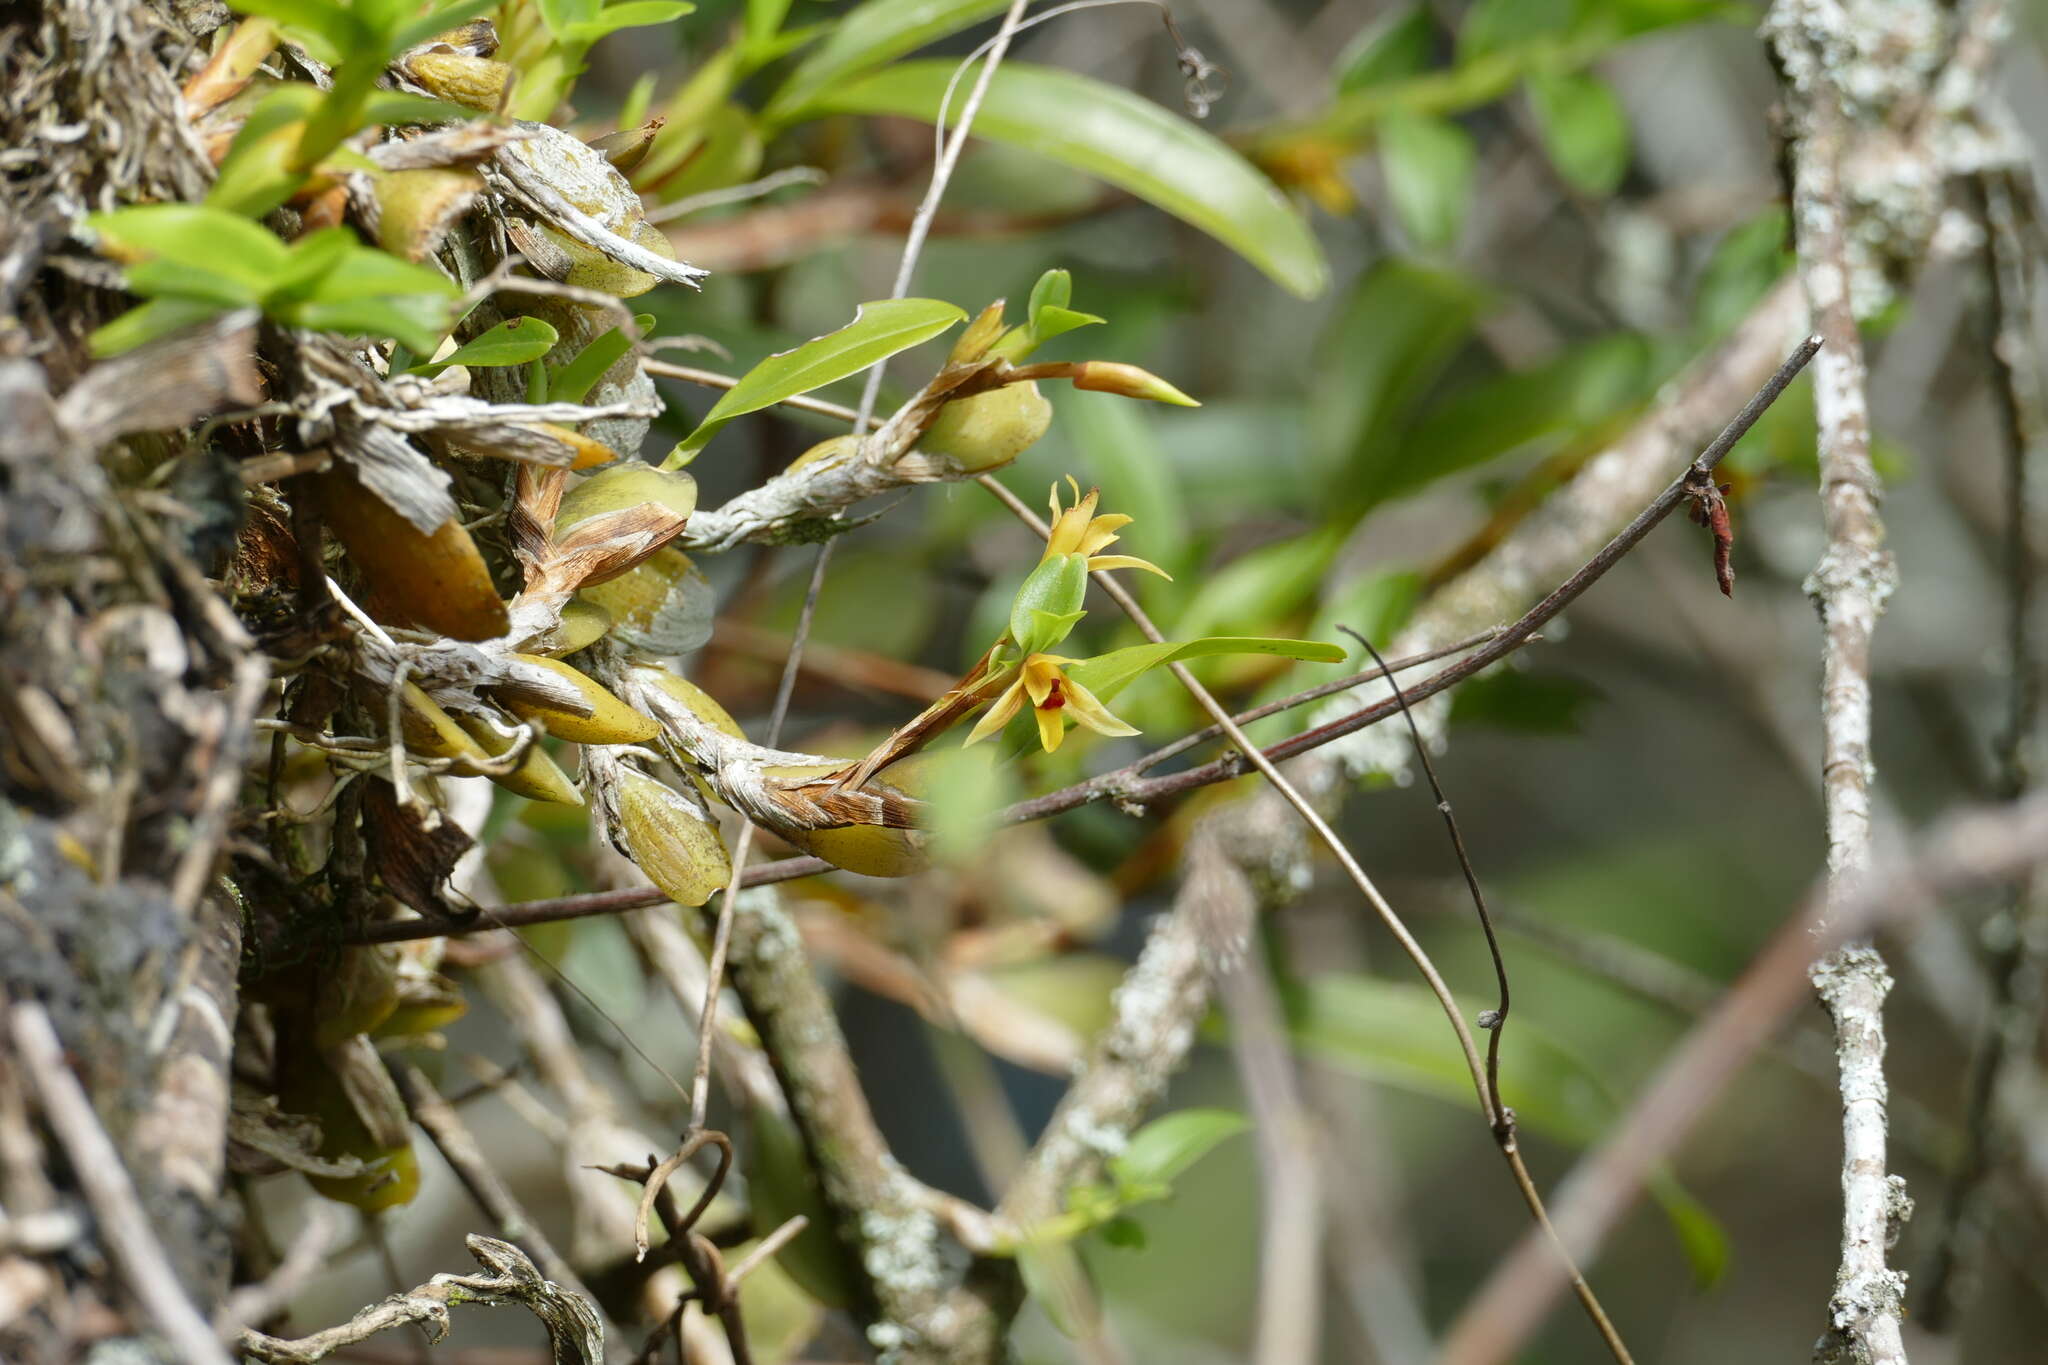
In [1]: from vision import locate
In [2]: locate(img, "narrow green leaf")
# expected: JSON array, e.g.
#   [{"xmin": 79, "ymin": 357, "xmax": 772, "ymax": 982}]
[
  {"xmin": 744, "ymin": 0, "xmax": 794, "ymax": 46},
  {"xmin": 1379, "ymin": 110, "xmax": 1476, "ymax": 250},
  {"xmin": 1458, "ymin": 0, "xmax": 1582, "ymax": 59},
  {"xmin": 1109, "ymin": 1109, "xmax": 1250, "ymax": 1191},
  {"xmin": 123, "ymin": 260, "xmax": 264, "ymax": 310},
  {"xmin": 1016, "ymin": 1239, "xmax": 1099, "ymax": 1339},
  {"xmin": 1309, "ymin": 258, "xmax": 1489, "ymax": 500},
  {"xmin": 1065, "ymin": 635, "xmax": 1346, "ymax": 704},
  {"xmin": 228, "ymin": 0, "xmax": 363, "ymax": 57},
  {"xmin": 1526, "ymin": 69, "xmax": 1630, "ymax": 195},
  {"xmin": 1173, "ymin": 529, "xmax": 1345, "ymax": 643},
  {"xmin": 1336, "ymin": 4, "xmax": 1436, "ymax": 92},
  {"xmin": 1028, "ymin": 306, "xmax": 1104, "ymax": 347},
  {"xmin": 283, "ymin": 294, "xmax": 456, "ymax": 354},
  {"xmin": 560, "ymin": 1, "xmax": 695, "ymax": 45},
  {"xmin": 414, "ymin": 316, "xmax": 561, "ymax": 375},
  {"xmin": 549, "ymin": 322, "xmax": 639, "ymax": 404},
  {"xmin": 89, "ymin": 297, "xmax": 230, "ymax": 357},
  {"xmin": 807, "ymin": 62, "xmax": 1329, "ymax": 299},
  {"xmin": 762, "ymin": 0, "xmax": 1011, "ymax": 125},
  {"xmin": 669, "ymin": 297, "xmax": 966, "ymax": 460},
  {"xmin": 86, "ymin": 205, "xmax": 291, "ymax": 290},
  {"xmin": 1375, "ymin": 333, "xmax": 1650, "ymax": 506}
]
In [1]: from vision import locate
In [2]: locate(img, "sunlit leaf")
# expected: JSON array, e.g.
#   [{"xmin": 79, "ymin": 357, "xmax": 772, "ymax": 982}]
[
  {"xmin": 1065, "ymin": 635, "xmax": 1346, "ymax": 704},
  {"xmin": 762, "ymin": 0, "xmax": 1011, "ymax": 125},
  {"xmin": 807, "ymin": 62, "xmax": 1329, "ymax": 298},
  {"xmin": 559, "ymin": 1, "xmax": 696, "ymax": 45},
  {"xmin": 669, "ymin": 298, "xmax": 966, "ymax": 461},
  {"xmin": 1110, "ymin": 1109, "xmax": 1250, "ymax": 1192},
  {"xmin": 412, "ymin": 316, "xmax": 561, "ymax": 375},
  {"xmin": 85, "ymin": 204, "xmax": 291, "ymax": 289}
]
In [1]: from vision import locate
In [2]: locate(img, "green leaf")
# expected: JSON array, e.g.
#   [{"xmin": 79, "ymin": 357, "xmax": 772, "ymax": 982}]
[
  {"xmin": 668, "ymin": 297, "xmax": 966, "ymax": 461},
  {"xmin": 762, "ymin": 0, "xmax": 1011, "ymax": 125},
  {"xmin": 807, "ymin": 62, "xmax": 1329, "ymax": 299},
  {"xmin": 1458, "ymin": 0, "xmax": 1583, "ymax": 59},
  {"xmin": 1284, "ymin": 973, "xmax": 1604, "ymax": 1142},
  {"xmin": 229, "ymin": 0, "xmax": 364, "ymax": 57},
  {"xmin": 1065, "ymin": 635, "xmax": 1346, "ymax": 704},
  {"xmin": 1526, "ymin": 69, "xmax": 1630, "ymax": 194},
  {"xmin": 1309, "ymin": 258, "xmax": 1489, "ymax": 499},
  {"xmin": 86, "ymin": 205, "xmax": 291, "ymax": 291},
  {"xmin": 296, "ymin": 247, "xmax": 460, "ymax": 305},
  {"xmin": 559, "ymin": 1, "xmax": 696, "ymax": 45},
  {"xmin": 413, "ymin": 316, "xmax": 561, "ymax": 375},
  {"xmin": 1379, "ymin": 110, "xmax": 1476, "ymax": 250},
  {"xmin": 89, "ymin": 297, "xmax": 231, "ymax": 357},
  {"xmin": 285, "ymin": 295, "xmax": 455, "ymax": 354},
  {"xmin": 1336, "ymin": 4, "xmax": 1436, "ymax": 92},
  {"xmin": 1377, "ymin": 332, "xmax": 1650, "ymax": 506},
  {"xmin": 548, "ymin": 321, "xmax": 641, "ymax": 404},
  {"xmin": 1099, "ymin": 1216, "xmax": 1146, "ymax": 1251},
  {"xmin": 123, "ymin": 260, "xmax": 264, "ymax": 310},
  {"xmin": 1028, "ymin": 306, "xmax": 1104, "ymax": 348},
  {"xmin": 1109, "ymin": 1109, "xmax": 1250, "ymax": 1192},
  {"xmin": 1174, "ymin": 529, "xmax": 1345, "ymax": 642},
  {"xmin": 1016, "ymin": 1239, "xmax": 1099, "ymax": 1339},
  {"xmin": 744, "ymin": 0, "xmax": 794, "ymax": 46},
  {"xmin": 263, "ymin": 226, "xmax": 359, "ymax": 304}
]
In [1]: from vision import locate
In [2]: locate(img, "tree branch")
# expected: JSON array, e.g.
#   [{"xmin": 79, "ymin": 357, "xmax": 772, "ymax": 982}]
[{"xmin": 1766, "ymin": 4, "xmax": 1912, "ymax": 1358}]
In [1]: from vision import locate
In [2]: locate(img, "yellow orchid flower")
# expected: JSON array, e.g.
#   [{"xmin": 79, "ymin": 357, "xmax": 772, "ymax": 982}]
[
  {"xmin": 964, "ymin": 653, "xmax": 1139, "ymax": 753},
  {"xmin": 1041, "ymin": 478, "xmax": 1171, "ymax": 579}
]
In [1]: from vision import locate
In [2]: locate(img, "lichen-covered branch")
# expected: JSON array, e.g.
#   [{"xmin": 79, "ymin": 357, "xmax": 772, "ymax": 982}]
[
  {"xmin": 1765, "ymin": 3, "xmax": 1918, "ymax": 1358},
  {"xmin": 238, "ymin": 1234, "xmax": 603, "ymax": 1365}
]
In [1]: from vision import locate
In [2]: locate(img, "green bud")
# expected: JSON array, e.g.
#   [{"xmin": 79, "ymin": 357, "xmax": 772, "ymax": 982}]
[{"xmin": 1009, "ymin": 553, "xmax": 1088, "ymax": 655}]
